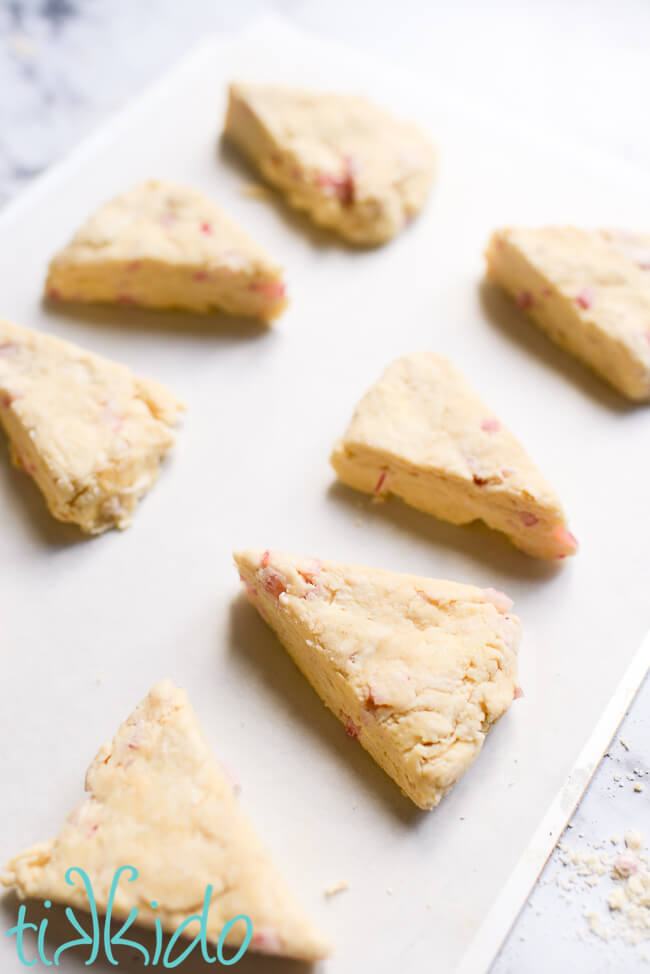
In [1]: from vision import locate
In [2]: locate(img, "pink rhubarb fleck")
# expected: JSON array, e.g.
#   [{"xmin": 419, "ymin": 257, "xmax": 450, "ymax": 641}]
[
  {"xmin": 298, "ymin": 558, "xmax": 322, "ymax": 583},
  {"xmin": 576, "ymin": 287, "xmax": 595, "ymax": 310},
  {"xmin": 552, "ymin": 524, "xmax": 578, "ymax": 552},
  {"xmin": 516, "ymin": 290, "xmax": 534, "ymax": 310},
  {"xmin": 343, "ymin": 716, "xmax": 361, "ymax": 739},
  {"xmin": 374, "ymin": 470, "xmax": 388, "ymax": 494},
  {"xmin": 519, "ymin": 511, "xmax": 539, "ymax": 527},
  {"xmin": 250, "ymin": 929, "xmax": 282, "ymax": 954},
  {"xmin": 514, "ymin": 686, "xmax": 525, "ymax": 700},
  {"xmin": 261, "ymin": 567, "xmax": 287, "ymax": 600},
  {"xmin": 317, "ymin": 155, "xmax": 356, "ymax": 205},
  {"xmin": 249, "ymin": 280, "xmax": 286, "ymax": 299},
  {"xmin": 481, "ymin": 417, "xmax": 501, "ymax": 433}
]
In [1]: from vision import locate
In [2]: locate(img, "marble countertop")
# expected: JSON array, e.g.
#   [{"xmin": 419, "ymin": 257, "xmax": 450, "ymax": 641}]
[{"xmin": 1, "ymin": 2, "xmax": 648, "ymax": 970}]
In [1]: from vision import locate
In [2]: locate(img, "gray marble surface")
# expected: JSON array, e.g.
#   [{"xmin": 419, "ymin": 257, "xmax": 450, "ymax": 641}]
[{"xmin": 1, "ymin": 2, "xmax": 648, "ymax": 970}]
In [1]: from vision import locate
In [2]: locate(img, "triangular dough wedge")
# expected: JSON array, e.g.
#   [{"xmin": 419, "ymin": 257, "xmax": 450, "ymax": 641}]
[
  {"xmin": 485, "ymin": 226, "xmax": 650, "ymax": 401},
  {"xmin": 331, "ymin": 352, "xmax": 577, "ymax": 560},
  {"xmin": 235, "ymin": 549, "xmax": 521, "ymax": 810},
  {"xmin": 1, "ymin": 679, "xmax": 330, "ymax": 963},
  {"xmin": 0, "ymin": 317, "xmax": 183, "ymax": 534},
  {"xmin": 225, "ymin": 83, "xmax": 435, "ymax": 245},
  {"xmin": 46, "ymin": 180, "xmax": 287, "ymax": 321}
]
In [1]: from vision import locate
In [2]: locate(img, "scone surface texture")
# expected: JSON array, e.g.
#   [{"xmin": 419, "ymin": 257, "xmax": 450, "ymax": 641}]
[
  {"xmin": 235, "ymin": 549, "xmax": 520, "ymax": 810},
  {"xmin": 225, "ymin": 83, "xmax": 436, "ymax": 245},
  {"xmin": 1, "ymin": 679, "xmax": 330, "ymax": 963},
  {"xmin": 331, "ymin": 352, "xmax": 577, "ymax": 559}
]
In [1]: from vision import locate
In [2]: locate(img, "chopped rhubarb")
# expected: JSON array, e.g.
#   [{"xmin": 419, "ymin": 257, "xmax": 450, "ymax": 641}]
[
  {"xmin": 481, "ymin": 417, "xmax": 501, "ymax": 433},
  {"xmin": 343, "ymin": 716, "xmax": 361, "ymax": 739},
  {"xmin": 298, "ymin": 558, "xmax": 322, "ymax": 583},
  {"xmin": 249, "ymin": 280, "xmax": 286, "ymax": 299},
  {"xmin": 261, "ymin": 567, "xmax": 287, "ymax": 600},
  {"xmin": 576, "ymin": 287, "xmax": 595, "ymax": 310},
  {"xmin": 552, "ymin": 524, "xmax": 578, "ymax": 551},
  {"xmin": 374, "ymin": 470, "xmax": 388, "ymax": 493},
  {"xmin": 316, "ymin": 155, "xmax": 356, "ymax": 205},
  {"xmin": 519, "ymin": 511, "xmax": 539, "ymax": 527},
  {"xmin": 516, "ymin": 290, "xmax": 534, "ymax": 309},
  {"xmin": 250, "ymin": 928, "xmax": 282, "ymax": 954}
]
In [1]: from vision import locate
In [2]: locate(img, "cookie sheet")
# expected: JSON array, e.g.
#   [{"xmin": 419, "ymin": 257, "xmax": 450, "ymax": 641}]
[{"xmin": 1, "ymin": 16, "xmax": 648, "ymax": 974}]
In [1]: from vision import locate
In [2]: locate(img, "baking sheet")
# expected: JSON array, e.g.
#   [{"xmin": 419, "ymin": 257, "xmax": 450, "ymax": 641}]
[{"xmin": 1, "ymin": 15, "xmax": 649, "ymax": 974}]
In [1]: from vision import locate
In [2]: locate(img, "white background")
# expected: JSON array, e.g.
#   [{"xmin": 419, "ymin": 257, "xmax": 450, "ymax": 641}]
[{"xmin": 0, "ymin": 3, "xmax": 649, "ymax": 972}]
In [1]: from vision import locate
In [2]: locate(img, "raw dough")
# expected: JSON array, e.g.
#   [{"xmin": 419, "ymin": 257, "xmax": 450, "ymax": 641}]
[
  {"xmin": 1, "ymin": 679, "xmax": 330, "ymax": 963},
  {"xmin": 46, "ymin": 180, "xmax": 287, "ymax": 321},
  {"xmin": 331, "ymin": 352, "xmax": 577, "ymax": 559},
  {"xmin": 225, "ymin": 83, "xmax": 435, "ymax": 245},
  {"xmin": 485, "ymin": 226, "xmax": 650, "ymax": 401},
  {"xmin": 0, "ymin": 317, "xmax": 183, "ymax": 534},
  {"xmin": 234, "ymin": 549, "xmax": 520, "ymax": 810}
]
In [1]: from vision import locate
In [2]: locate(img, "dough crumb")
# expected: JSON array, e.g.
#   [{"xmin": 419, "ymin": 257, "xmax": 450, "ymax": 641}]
[
  {"xmin": 324, "ymin": 880, "xmax": 349, "ymax": 898},
  {"xmin": 625, "ymin": 830, "xmax": 644, "ymax": 850}
]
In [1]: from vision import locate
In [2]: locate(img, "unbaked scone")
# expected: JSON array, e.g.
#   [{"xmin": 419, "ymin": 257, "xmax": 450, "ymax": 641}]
[
  {"xmin": 331, "ymin": 352, "xmax": 577, "ymax": 560},
  {"xmin": 485, "ymin": 227, "xmax": 650, "ymax": 401},
  {"xmin": 1, "ymin": 679, "xmax": 330, "ymax": 963},
  {"xmin": 234, "ymin": 549, "xmax": 520, "ymax": 810},
  {"xmin": 0, "ymin": 318, "xmax": 183, "ymax": 534},
  {"xmin": 46, "ymin": 180, "xmax": 287, "ymax": 321},
  {"xmin": 224, "ymin": 83, "xmax": 435, "ymax": 245}
]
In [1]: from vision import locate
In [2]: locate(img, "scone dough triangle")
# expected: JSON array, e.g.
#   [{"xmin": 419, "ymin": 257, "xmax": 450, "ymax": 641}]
[
  {"xmin": 46, "ymin": 180, "xmax": 287, "ymax": 321},
  {"xmin": 225, "ymin": 82, "xmax": 435, "ymax": 245},
  {"xmin": 2, "ymin": 680, "xmax": 330, "ymax": 963},
  {"xmin": 0, "ymin": 317, "xmax": 183, "ymax": 534},
  {"xmin": 485, "ymin": 226, "xmax": 650, "ymax": 401},
  {"xmin": 331, "ymin": 352, "xmax": 577, "ymax": 560},
  {"xmin": 235, "ymin": 549, "xmax": 521, "ymax": 810}
]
